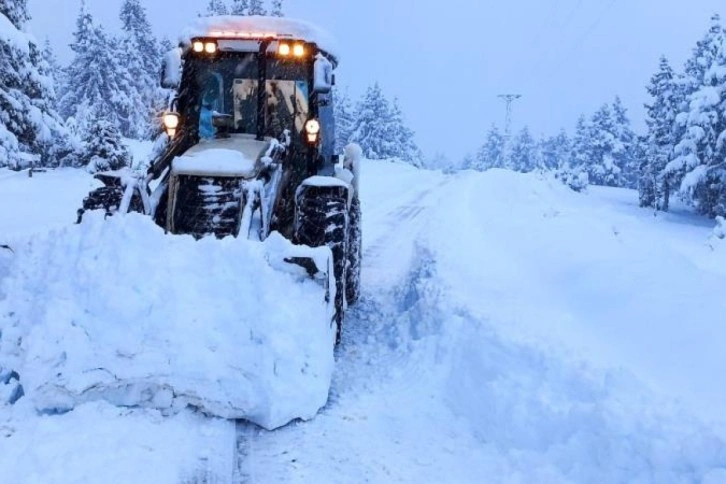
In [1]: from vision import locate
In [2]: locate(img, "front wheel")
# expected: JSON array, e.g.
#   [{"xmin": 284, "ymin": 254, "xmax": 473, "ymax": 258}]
[
  {"xmin": 294, "ymin": 183, "xmax": 350, "ymax": 344},
  {"xmin": 345, "ymin": 196, "xmax": 362, "ymax": 305}
]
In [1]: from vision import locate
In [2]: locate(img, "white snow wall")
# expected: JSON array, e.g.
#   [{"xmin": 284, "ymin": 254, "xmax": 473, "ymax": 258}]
[{"xmin": 0, "ymin": 213, "xmax": 336, "ymax": 430}]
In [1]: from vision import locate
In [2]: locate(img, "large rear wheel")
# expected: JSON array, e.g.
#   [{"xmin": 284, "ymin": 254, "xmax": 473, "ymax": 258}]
[
  {"xmin": 345, "ymin": 196, "xmax": 362, "ymax": 305},
  {"xmin": 295, "ymin": 184, "xmax": 349, "ymax": 344}
]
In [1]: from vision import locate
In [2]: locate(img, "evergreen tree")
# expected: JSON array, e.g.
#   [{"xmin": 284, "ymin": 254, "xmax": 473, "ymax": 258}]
[
  {"xmin": 461, "ymin": 153, "xmax": 475, "ymax": 171},
  {"xmin": 508, "ymin": 126, "xmax": 537, "ymax": 172},
  {"xmin": 425, "ymin": 152, "xmax": 453, "ymax": 171},
  {"xmin": 389, "ymin": 99, "xmax": 422, "ymax": 166},
  {"xmin": 350, "ymin": 83, "xmax": 421, "ymax": 165},
  {"xmin": 271, "ymin": 0, "xmax": 284, "ymax": 17},
  {"xmin": 230, "ymin": 0, "xmax": 249, "ymax": 15},
  {"xmin": 119, "ymin": 0, "xmax": 162, "ymax": 139},
  {"xmin": 539, "ymin": 130, "xmax": 571, "ymax": 171},
  {"xmin": 640, "ymin": 56, "xmax": 682, "ymax": 210},
  {"xmin": 41, "ymin": 38, "xmax": 61, "ymax": 94},
  {"xmin": 248, "ymin": 0, "xmax": 266, "ymax": 15},
  {"xmin": 82, "ymin": 114, "xmax": 131, "ymax": 173},
  {"xmin": 59, "ymin": 4, "xmax": 135, "ymax": 138},
  {"xmin": 583, "ymin": 104, "xmax": 622, "ymax": 187},
  {"xmin": 0, "ymin": 0, "xmax": 29, "ymax": 26},
  {"xmin": 0, "ymin": 0, "xmax": 69, "ymax": 168},
  {"xmin": 611, "ymin": 96, "xmax": 638, "ymax": 188},
  {"xmin": 570, "ymin": 115, "xmax": 591, "ymax": 170},
  {"xmin": 204, "ymin": 0, "xmax": 229, "ymax": 16},
  {"xmin": 474, "ymin": 124, "xmax": 504, "ymax": 170},
  {"xmin": 333, "ymin": 87, "xmax": 355, "ymax": 153},
  {"xmin": 683, "ymin": 14, "xmax": 723, "ymax": 91},
  {"xmin": 671, "ymin": 15, "xmax": 726, "ymax": 216}
]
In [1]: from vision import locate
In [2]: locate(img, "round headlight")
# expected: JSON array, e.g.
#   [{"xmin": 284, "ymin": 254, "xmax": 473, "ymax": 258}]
[
  {"xmin": 278, "ymin": 43, "xmax": 291, "ymax": 56},
  {"xmin": 305, "ymin": 119, "xmax": 321, "ymax": 135},
  {"xmin": 205, "ymin": 42, "xmax": 217, "ymax": 54},
  {"xmin": 192, "ymin": 41, "xmax": 204, "ymax": 53},
  {"xmin": 293, "ymin": 43, "xmax": 305, "ymax": 57},
  {"xmin": 163, "ymin": 113, "xmax": 180, "ymax": 130}
]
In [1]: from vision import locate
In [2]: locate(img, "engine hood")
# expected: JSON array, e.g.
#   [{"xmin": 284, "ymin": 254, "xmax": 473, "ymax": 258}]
[{"xmin": 172, "ymin": 134, "xmax": 270, "ymax": 179}]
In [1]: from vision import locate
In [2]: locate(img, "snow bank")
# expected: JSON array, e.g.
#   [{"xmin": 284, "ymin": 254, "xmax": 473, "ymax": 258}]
[
  {"xmin": 0, "ymin": 212, "xmax": 336, "ymax": 430},
  {"xmin": 0, "ymin": 168, "xmax": 100, "ymax": 239},
  {"xmin": 0, "ymin": 401, "xmax": 234, "ymax": 484}
]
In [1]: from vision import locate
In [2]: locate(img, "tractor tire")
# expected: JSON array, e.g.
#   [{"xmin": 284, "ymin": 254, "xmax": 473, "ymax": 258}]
[
  {"xmin": 78, "ymin": 184, "xmax": 145, "ymax": 223},
  {"xmin": 345, "ymin": 196, "xmax": 362, "ymax": 306},
  {"xmin": 295, "ymin": 184, "xmax": 349, "ymax": 344}
]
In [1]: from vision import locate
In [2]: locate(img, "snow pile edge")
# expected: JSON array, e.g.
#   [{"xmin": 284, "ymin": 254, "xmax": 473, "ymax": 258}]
[{"xmin": 0, "ymin": 212, "xmax": 336, "ymax": 430}]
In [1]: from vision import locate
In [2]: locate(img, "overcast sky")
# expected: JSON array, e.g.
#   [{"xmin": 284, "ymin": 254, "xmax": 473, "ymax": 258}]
[{"xmin": 28, "ymin": 0, "xmax": 724, "ymax": 161}]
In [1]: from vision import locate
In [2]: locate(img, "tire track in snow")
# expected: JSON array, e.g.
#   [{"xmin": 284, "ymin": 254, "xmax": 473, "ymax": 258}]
[{"xmin": 221, "ymin": 174, "xmax": 454, "ymax": 481}]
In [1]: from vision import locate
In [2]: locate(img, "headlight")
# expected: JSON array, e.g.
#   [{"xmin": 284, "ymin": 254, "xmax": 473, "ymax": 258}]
[
  {"xmin": 278, "ymin": 43, "xmax": 291, "ymax": 56},
  {"xmin": 304, "ymin": 119, "xmax": 321, "ymax": 145},
  {"xmin": 204, "ymin": 42, "xmax": 217, "ymax": 54},
  {"xmin": 192, "ymin": 41, "xmax": 204, "ymax": 53},
  {"xmin": 163, "ymin": 113, "xmax": 180, "ymax": 138},
  {"xmin": 293, "ymin": 43, "xmax": 305, "ymax": 57},
  {"xmin": 304, "ymin": 119, "xmax": 321, "ymax": 135}
]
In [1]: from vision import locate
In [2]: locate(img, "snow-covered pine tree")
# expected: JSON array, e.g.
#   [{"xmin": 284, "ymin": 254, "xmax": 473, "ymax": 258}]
[
  {"xmin": 60, "ymin": 4, "xmax": 135, "ymax": 139},
  {"xmin": 271, "ymin": 0, "xmax": 284, "ymax": 17},
  {"xmin": 559, "ymin": 115, "xmax": 593, "ymax": 190},
  {"xmin": 119, "ymin": 0, "xmax": 162, "ymax": 139},
  {"xmin": 350, "ymin": 83, "xmax": 421, "ymax": 166},
  {"xmin": 640, "ymin": 56, "xmax": 682, "ymax": 210},
  {"xmin": 539, "ymin": 130, "xmax": 571, "ymax": 171},
  {"xmin": 570, "ymin": 115, "xmax": 590, "ymax": 170},
  {"xmin": 474, "ymin": 124, "xmax": 504, "ymax": 171},
  {"xmin": 425, "ymin": 152, "xmax": 452, "ymax": 171},
  {"xmin": 670, "ymin": 15, "xmax": 726, "ymax": 216},
  {"xmin": 230, "ymin": 0, "xmax": 249, "ymax": 15},
  {"xmin": 0, "ymin": 0, "xmax": 69, "ymax": 169},
  {"xmin": 41, "ymin": 38, "xmax": 61, "ymax": 95},
  {"xmin": 82, "ymin": 111, "xmax": 131, "ymax": 173},
  {"xmin": 584, "ymin": 104, "xmax": 623, "ymax": 187},
  {"xmin": 683, "ymin": 14, "xmax": 723, "ymax": 92},
  {"xmin": 333, "ymin": 87, "xmax": 355, "ymax": 153},
  {"xmin": 611, "ymin": 96, "xmax": 638, "ymax": 188},
  {"xmin": 204, "ymin": 0, "xmax": 229, "ymax": 16},
  {"xmin": 389, "ymin": 99, "xmax": 422, "ymax": 166},
  {"xmin": 508, "ymin": 126, "xmax": 537, "ymax": 172},
  {"xmin": 248, "ymin": 0, "xmax": 266, "ymax": 16},
  {"xmin": 461, "ymin": 153, "xmax": 475, "ymax": 171}
]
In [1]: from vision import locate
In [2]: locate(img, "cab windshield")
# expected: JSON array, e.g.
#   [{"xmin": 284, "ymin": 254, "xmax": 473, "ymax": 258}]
[{"xmin": 191, "ymin": 53, "xmax": 310, "ymax": 140}]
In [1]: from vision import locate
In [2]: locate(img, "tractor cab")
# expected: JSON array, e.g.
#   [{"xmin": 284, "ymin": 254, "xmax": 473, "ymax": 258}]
[{"xmin": 159, "ymin": 17, "xmax": 338, "ymax": 179}]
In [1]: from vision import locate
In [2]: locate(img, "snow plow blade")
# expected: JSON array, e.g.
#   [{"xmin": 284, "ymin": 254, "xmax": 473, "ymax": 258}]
[{"xmin": 0, "ymin": 213, "xmax": 337, "ymax": 430}]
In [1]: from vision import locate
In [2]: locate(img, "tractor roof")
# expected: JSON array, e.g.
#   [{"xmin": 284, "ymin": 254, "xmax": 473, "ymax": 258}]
[{"xmin": 181, "ymin": 15, "xmax": 339, "ymax": 63}]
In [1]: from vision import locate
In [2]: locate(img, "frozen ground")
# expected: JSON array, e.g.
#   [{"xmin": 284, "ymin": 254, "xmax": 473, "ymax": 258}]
[{"xmin": 2, "ymin": 158, "xmax": 726, "ymax": 483}]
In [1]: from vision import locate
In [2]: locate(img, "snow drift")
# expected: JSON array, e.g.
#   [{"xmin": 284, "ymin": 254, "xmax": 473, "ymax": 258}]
[{"xmin": 0, "ymin": 212, "xmax": 336, "ymax": 430}]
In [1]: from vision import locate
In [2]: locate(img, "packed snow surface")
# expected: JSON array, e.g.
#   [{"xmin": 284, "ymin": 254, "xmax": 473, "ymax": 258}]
[
  {"xmin": 1, "ymin": 212, "xmax": 335, "ymax": 430},
  {"xmin": 3, "ymin": 157, "xmax": 726, "ymax": 482},
  {"xmin": 173, "ymin": 148, "xmax": 257, "ymax": 177}
]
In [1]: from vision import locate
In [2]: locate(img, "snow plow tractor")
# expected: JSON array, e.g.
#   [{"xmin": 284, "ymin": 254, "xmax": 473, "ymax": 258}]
[{"xmin": 78, "ymin": 17, "xmax": 361, "ymax": 342}]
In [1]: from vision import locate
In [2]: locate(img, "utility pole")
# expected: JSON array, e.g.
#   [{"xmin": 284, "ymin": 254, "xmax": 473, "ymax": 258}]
[
  {"xmin": 497, "ymin": 94, "xmax": 522, "ymax": 138},
  {"xmin": 497, "ymin": 94, "xmax": 522, "ymax": 168}
]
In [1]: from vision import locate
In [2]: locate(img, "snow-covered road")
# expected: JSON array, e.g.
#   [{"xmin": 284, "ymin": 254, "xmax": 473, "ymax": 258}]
[{"xmin": 2, "ymin": 161, "xmax": 726, "ymax": 483}]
